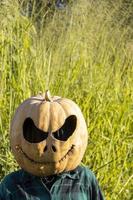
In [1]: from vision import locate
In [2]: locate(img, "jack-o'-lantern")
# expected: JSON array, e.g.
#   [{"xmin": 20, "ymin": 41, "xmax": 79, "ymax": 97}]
[{"xmin": 10, "ymin": 91, "xmax": 88, "ymax": 176}]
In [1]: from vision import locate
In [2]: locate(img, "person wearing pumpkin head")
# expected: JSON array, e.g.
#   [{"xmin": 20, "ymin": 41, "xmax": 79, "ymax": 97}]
[{"xmin": 0, "ymin": 91, "xmax": 105, "ymax": 200}]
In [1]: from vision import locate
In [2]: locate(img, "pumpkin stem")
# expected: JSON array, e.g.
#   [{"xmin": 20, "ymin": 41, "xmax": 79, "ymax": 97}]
[{"xmin": 45, "ymin": 90, "xmax": 52, "ymax": 102}]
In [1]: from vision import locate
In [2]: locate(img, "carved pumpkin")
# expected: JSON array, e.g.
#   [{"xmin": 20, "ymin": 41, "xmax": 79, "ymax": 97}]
[{"xmin": 10, "ymin": 91, "xmax": 88, "ymax": 176}]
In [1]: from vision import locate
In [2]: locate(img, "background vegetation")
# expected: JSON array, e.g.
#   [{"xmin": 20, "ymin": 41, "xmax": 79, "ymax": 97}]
[{"xmin": 0, "ymin": 0, "xmax": 133, "ymax": 199}]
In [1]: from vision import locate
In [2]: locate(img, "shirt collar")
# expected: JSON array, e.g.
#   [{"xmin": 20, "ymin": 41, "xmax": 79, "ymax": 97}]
[
  {"xmin": 57, "ymin": 166, "xmax": 80, "ymax": 180},
  {"xmin": 21, "ymin": 166, "xmax": 81, "ymax": 183}
]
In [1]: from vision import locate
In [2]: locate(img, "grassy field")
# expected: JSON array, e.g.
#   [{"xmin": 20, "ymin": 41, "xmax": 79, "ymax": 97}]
[{"xmin": 0, "ymin": 0, "xmax": 133, "ymax": 199}]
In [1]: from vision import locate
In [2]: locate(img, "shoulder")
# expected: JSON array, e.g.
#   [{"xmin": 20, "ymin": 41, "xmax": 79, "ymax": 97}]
[
  {"xmin": 78, "ymin": 165, "xmax": 97, "ymax": 180},
  {"xmin": 77, "ymin": 165, "xmax": 98, "ymax": 186},
  {"xmin": 0, "ymin": 170, "xmax": 23, "ymax": 198},
  {"xmin": 0, "ymin": 169, "xmax": 33, "ymax": 194},
  {"xmin": 1, "ymin": 169, "xmax": 23, "ymax": 186},
  {"xmin": 77, "ymin": 166, "xmax": 105, "ymax": 199}
]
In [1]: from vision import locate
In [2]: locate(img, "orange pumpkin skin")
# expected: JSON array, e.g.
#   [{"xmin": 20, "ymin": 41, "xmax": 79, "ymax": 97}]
[{"xmin": 10, "ymin": 91, "xmax": 88, "ymax": 176}]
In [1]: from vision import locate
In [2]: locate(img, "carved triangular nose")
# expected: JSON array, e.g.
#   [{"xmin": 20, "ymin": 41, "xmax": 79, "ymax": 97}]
[
  {"xmin": 43, "ymin": 146, "xmax": 47, "ymax": 152},
  {"xmin": 43, "ymin": 145, "xmax": 57, "ymax": 153},
  {"xmin": 52, "ymin": 145, "xmax": 57, "ymax": 152}
]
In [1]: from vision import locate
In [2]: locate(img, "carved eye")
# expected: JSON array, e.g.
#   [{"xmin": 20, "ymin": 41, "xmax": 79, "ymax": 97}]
[
  {"xmin": 23, "ymin": 118, "xmax": 48, "ymax": 143},
  {"xmin": 52, "ymin": 115, "xmax": 77, "ymax": 141}
]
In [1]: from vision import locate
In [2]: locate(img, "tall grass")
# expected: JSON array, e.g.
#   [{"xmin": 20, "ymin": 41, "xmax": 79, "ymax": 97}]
[{"xmin": 0, "ymin": 0, "xmax": 133, "ymax": 199}]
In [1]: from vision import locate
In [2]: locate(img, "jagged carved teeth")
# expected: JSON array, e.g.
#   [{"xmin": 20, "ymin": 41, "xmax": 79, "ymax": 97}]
[
  {"xmin": 59, "ymin": 144, "xmax": 75, "ymax": 163},
  {"xmin": 15, "ymin": 144, "xmax": 75, "ymax": 164}
]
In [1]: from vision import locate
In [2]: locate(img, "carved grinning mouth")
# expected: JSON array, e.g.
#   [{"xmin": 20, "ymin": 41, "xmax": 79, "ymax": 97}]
[{"xmin": 15, "ymin": 145, "xmax": 75, "ymax": 164}]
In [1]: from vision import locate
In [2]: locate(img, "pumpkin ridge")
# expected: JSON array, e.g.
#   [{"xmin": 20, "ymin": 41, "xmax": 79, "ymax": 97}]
[
  {"xmin": 38, "ymin": 101, "xmax": 51, "ymax": 132},
  {"xmin": 49, "ymin": 101, "xmax": 66, "ymax": 132},
  {"xmin": 56, "ymin": 101, "xmax": 68, "ymax": 117},
  {"xmin": 56, "ymin": 100, "xmax": 78, "ymax": 119}
]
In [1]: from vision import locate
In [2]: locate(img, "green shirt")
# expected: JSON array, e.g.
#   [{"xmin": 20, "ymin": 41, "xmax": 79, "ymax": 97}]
[{"xmin": 0, "ymin": 166, "xmax": 105, "ymax": 200}]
